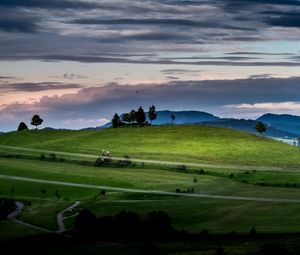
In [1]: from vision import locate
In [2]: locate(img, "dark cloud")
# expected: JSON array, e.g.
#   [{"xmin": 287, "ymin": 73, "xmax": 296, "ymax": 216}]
[
  {"xmin": 2, "ymin": 77, "xmax": 300, "ymax": 131},
  {"xmin": 226, "ymin": 52, "xmax": 295, "ymax": 56},
  {"xmin": 0, "ymin": 10, "xmax": 39, "ymax": 33},
  {"xmin": 0, "ymin": 0, "xmax": 109, "ymax": 10},
  {"xmin": 70, "ymin": 18, "xmax": 256, "ymax": 31},
  {"xmin": 0, "ymin": 82, "xmax": 82, "ymax": 92}
]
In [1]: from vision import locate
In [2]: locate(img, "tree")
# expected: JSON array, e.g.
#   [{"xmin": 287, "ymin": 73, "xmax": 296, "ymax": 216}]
[
  {"xmin": 255, "ymin": 121, "xmax": 267, "ymax": 136},
  {"xmin": 130, "ymin": 110, "xmax": 136, "ymax": 124},
  {"xmin": 148, "ymin": 105, "xmax": 157, "ymax": 124},
  {"xmin": 17, "ymin": 122, "xmax": 28, "ymax": 132},
  {"xmin": 171, "ymin": 113, "xmax": 176, "ymax": 124},
  {"xmin": 136, "ymin": 106, "xmax": 146, "ymax": 126},
  {"xmin": 112, "ymin": 113, "xmax": 121, "ymax": 128},
  {"xmin": 122, "ymin": 113, "xmax": 131, "ymax": 124},
  {"xmin": 31, "ymin": 114, "xmax": 43, "ymax": 130},
  {"xmin": 74, "ymin": 209, "xmax": 97, "ymax": 234}
]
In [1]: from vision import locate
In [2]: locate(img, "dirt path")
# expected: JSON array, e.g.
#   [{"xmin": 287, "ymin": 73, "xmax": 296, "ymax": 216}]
[
  {"xmin": 57, "ymin": 201, "xmax": 80, "ymax": 233},
  {"xmin": 7, "ymin": 201, "xmax": 52, "ymax": 233},
  {"xmin": 0, "ymin": 144, "xmax": 297, "ymax": 172},
  {"xmin": 2, "ymin": 174, "xmax": 300, "ymax": 203}
]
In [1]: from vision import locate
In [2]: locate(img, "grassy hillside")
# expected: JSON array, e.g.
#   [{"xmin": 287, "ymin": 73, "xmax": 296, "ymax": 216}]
[
  {"xmin": 2, "ymin": 157, "xmax": 300, "ymax": 233},
  {"xmin": 1, "ymin": 125, "xmax": 300, "ymax": 167}
]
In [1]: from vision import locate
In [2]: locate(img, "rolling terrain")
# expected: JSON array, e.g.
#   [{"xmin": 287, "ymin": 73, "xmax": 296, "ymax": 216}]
[{"xmin": 1, "ymin": 125, "xmax": 300, "ymax": 254}]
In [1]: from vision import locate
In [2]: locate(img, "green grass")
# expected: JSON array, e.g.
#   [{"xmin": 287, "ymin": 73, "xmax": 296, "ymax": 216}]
[
  {"xmin": 2, "ymin": 157, "xmax": 300, "ymax": 234},
  {"xmin": 2, "ymin": 126, "xmax": 300, "ymax": 239},
  {"xmin": 1, "ymin": 126, "xmax": 300, "ymax": 167},
  {"xmin": 0, "ymin": 221, "xmax": 42, "ymax": 241}
]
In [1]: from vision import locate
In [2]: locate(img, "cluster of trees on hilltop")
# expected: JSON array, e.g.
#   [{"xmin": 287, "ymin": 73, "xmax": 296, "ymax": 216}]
[
  {"xmin": 112, "ymin": 105, "xmax": 157, "ymax": 128},
  {"xmin": 17, "ymin": 114, "xmax": 43, "ymax": 131}
]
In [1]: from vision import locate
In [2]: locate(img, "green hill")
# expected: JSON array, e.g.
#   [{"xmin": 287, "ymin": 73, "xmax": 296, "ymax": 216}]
[{"xmin": 1, "ymin": 125, "xmax": 299, "ymax": 167}]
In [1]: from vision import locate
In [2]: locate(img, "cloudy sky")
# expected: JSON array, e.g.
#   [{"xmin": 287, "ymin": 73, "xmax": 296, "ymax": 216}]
[{"xmin": 1, "ymin": 0, "xmax": 300, "ymax": 131}]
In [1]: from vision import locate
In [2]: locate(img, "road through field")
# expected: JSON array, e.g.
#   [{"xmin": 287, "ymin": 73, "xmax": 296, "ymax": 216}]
[
  {"xmin": 1, "ymin": 174, "xmax": 300, "ymax": 203},
  {"xmin": 0, "ymin": 145, "xmax": 297, "ymax": 172}
]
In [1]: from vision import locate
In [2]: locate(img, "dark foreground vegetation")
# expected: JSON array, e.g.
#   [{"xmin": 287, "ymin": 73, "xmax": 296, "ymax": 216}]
[{"xmin": 0, "ymin": 198, "xmax": 15, "ymax": 220}]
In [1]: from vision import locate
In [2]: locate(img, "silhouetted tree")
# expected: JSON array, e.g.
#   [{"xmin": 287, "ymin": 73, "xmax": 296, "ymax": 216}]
[
  {"xmin": 74, "ymin": 209, "xmax": 97, "ymax": 234},
  {"xmin": 171, "ymin": 113, "xmax": 176, "ymax": 124},
  {"xmin": 148, "ymin": 105, "xmax": 157, "ymax": 124},
  {"xmin": 255, "ymin": 121, "xmax": 267, "ymax": 135},
  {"xmin": 122, "ymin": 113, "xmax": 131, "ymax": 124},
  {"xmin": 112, "ymin": 113, "xmax": 121, "ymax": 128},
  {"xmin": 146, "ymin": 210, "xmax": 173, "ymax": 239},
  {"xmin": 31, "ymin": 115, "xmax": 43, "ymax": 130},
  {"xmin": 17, "ymin": 122, "xmax": 28, "ymax": 132},
  {"xmin": 130, "ymin": 110, "xmax": 136, "ymax": 124},
  {"xmin": 136, "ymin": 106, "xmax": 146, "ymax": 126},
  {"xmin": 249, "ymin": 227, "xmax": 257, "ymax": 238}
]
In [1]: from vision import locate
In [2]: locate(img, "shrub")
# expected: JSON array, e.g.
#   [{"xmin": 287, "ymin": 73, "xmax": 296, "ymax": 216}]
[
  {"xmin": 177, "ymin": 165, "xmax": 187, "ymax": 171},
  {"xmin": 175, "ymin": 188, "xmax": 181, "ymax": 193},
  {"xmin": 49, "ymin": 153, "xmax": 56, "ymax": 161},
  {"xmin": 40, "ymin": 154, "xmax": 46, "ymax": 160},
  {"xmin": 193, "ymin": 177, "xmax": 198, "ymax": 183},
  {"xmin": 249, "ymin": 227, "xmax": 257, "ymax": 237}
]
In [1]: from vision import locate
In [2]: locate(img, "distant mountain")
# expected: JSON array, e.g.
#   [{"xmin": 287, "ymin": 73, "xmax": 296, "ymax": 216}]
[
  {"xmin": 257, "ymin": 113, "xmax": 300, "ymax": 136},
  {"xmin": 201, "ymin": 119, "xmax": 297, "ymax": 139},
  {"xmin": 149, "ymin": 110, "xmax": 219, "ymax": 125}
]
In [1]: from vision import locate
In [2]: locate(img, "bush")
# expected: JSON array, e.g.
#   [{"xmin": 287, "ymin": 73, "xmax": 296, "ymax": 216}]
[
  {"xmin": 175, "ymin": 188, "xmax": 181, "ymax": 193},
  {"xmin": 177, "ymin": 165, "xmax": 187, "ymax": 171},
  {"xmin": 49, "ymin": 153, "xmax": 56, "ymax": 161},
  {"xmin": 40, "ymin": 154, "xmax": 46, "ymax": 160},
  {"xmin": 249, "ymin": 227, "xmax": 257, "ymax": 237},
  {"xmin": 193, "ymin": 177, "xmax": 198, "ymax": 183},
  {"xmin": 229, "ymin": 173, "xmax": 234, "ymax": 178}
]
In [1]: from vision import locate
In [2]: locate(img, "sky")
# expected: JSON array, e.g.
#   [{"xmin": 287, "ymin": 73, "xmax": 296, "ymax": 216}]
[{"xmin": 1, "ymin": 0, "xmax": 300, "ymax": 131}]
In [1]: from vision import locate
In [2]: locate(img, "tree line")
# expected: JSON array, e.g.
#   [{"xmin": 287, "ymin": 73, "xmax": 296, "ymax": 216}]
[{"xmin": 112, "ymin": 105, "xmax": 158, "ymax": 128}]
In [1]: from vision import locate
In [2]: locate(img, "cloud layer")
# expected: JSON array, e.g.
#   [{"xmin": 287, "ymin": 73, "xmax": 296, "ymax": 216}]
[{"xmin": 2, "ymin": 77, "xmax": 300, "ymax": 131}]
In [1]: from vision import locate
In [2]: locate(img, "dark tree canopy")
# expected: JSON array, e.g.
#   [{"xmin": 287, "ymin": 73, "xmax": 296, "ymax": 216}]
[
  {"xmin": 112, "ymin": 113, "xmax": 122, "ymax": 128},
  {"xmin": 255, "ymin": 121, "xmax": 267, "ymax": 134},
  {"xmin": 17, "ymin": 122, "xmax": 28, "ymax": 132},
  {"xmin": 31, "ymin": 115, "xmax": 43, "ymax": 129},
  {"xmin": 136, "ymin": 106, "xmax": 146, "ymax": 126},
  {"xmin": 74, "ymin": 209, "xmax": 97, "ymax": 233},
  {"xmin": 148, "ymin": 105, "xmax": 157, "ymax": 124}
]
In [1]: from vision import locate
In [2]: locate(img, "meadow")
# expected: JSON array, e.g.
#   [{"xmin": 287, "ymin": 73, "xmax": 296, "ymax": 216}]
[{"xmin": 1, "ymin": 125, "xmax": 300, "ymax": 254}]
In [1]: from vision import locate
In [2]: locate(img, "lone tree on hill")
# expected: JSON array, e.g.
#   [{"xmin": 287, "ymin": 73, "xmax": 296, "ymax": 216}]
[
  {"xmin": 17, "ymin": 122, "xmax": 28, "ymax": 132},
  {"xmin": 255, "ymin": 121, "xmax": 267, "ymax": 136},
  {"xmin": 136, "ymin": 106, "xmax": 146, "ymax": 126},
  {"xmin": 31, "ymin": 115, "xmax": 43, "ymax": 130},
  {"xmin": 112, "ymin": 113, "xmax": 122, "ymax": 128},
  {"xmin": 171, "ymin": 113, "xmax": 176, "ymax": 124},
  {"xmin": 148, "ymin": 105, "xmax": 157, "ymax": 124}
]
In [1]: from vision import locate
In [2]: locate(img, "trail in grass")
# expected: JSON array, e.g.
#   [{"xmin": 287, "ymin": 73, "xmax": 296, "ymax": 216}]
[
  {"xmin": 0, "ymin": 144, "xmax": 296, "ymax": 172},
  {"xmin": 7, "ymin": 201, "xmax": 52, "ymax": 233},
  {"xmin": 57, "ymin": 201, "xmax": 80, "ymax": 233},
  {"xmin": 1, "ymin": 174, "xmax": 300, "ymax": 203}
]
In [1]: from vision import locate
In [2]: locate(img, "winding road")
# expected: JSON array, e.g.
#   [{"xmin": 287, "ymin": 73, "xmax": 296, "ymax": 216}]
[{"xmin": 57, "ymin": 201, "xmax": 80, "ymax": 233}]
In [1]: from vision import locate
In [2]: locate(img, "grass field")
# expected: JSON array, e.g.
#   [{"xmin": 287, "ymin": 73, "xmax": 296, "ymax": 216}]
[
  {"xmin": 1, "ymin": 125, "xmax": 300, "ymax": 243},
  {"xmin": 1, "ymin": 126, "xmax": 300, "ymax": 167}
]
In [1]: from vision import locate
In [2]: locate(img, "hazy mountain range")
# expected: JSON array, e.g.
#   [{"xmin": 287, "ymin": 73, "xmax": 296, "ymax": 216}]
[
  {"xmin": 98, "ymin": 111, "xmax": 300, "ymax": 139},
  {"xmin": 2, "ymin": 111, "xmax": 300, "ymax": 139}
]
